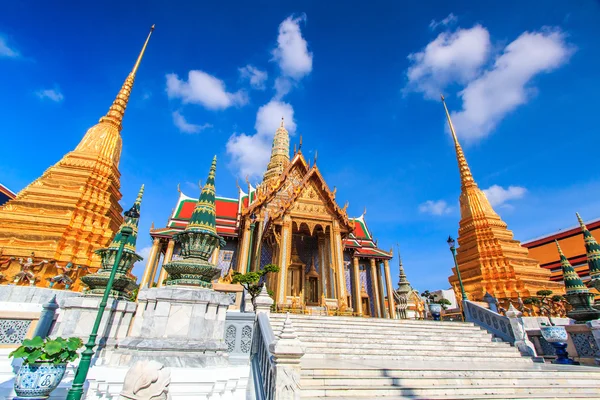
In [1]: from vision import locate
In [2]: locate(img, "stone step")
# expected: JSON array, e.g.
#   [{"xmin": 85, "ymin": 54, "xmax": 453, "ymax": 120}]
[
  {"xmin": 295, "ymin": 335, "xmax": 511, "ymax": 348},
  {"xmin": 269, "ymin": 320, "xmax": 485, "ymax": 333},
  {"xmin": 301, "ymin": 368, "xmax": 600, "ymax": 379},
  {"xmin": 302, "ymin": 394, "xmax": 597, "ymax": 400},
  {"xmin": 271, "ymin": 326, "xmax": 492, "ymax": 340},
  {"xmin": 300, "ymin": 377, "xmax": 600, "ymax": 388},
  {"xmin": 270, "ymin": 315, "xmax": 477, "ymax": 328},
  {"xmin": 300, "ymin": 385, "xmax": 600, "ymax": 398},
  {"xmin": 300, "ymin": 347, "xmax": 521, "ymax": 358},
  {"xmin": 302, "ymin": 341, "xmax": 513, "ymax": 353},
  {"xmin": 300, "ymin": 354, "xmax": 532, "ymax": 363}
]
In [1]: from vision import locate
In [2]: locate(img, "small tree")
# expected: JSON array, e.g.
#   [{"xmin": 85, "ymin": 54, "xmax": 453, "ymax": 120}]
[
  {"xmin": 524, "ymin": 290, "xmax": 557, "ymax": 325},
  {"xmin": 232, "ymin": 263, "xmax": 279, "ymax": 303}
]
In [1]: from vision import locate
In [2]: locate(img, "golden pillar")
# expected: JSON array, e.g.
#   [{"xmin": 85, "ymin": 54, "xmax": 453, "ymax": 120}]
[
  {"xmin": 211, "ymin": 246, "xmax": 220, "ymax": 265},
  {"xmin": 157, "ymin": 239, "xmax": 175, "ymax": 287},
  {"xmin": 352, "ymin": 256, "xmax": 363, "ymax": 315},
  {"xmin": 370, "ymin": 258, "xmax": 381, "ymax": 318},
  {"xmin": 237, "ymin": 220, "xmax": 251, "ymax": 273},
  {"xmin": 327, "ymin": 229, "xmax": 337, "ymax": 298},
  {"xmin": 276, "ymin": 216, "xmax": 293, "ymax": 304},
  {"xmin": 376, "ymin": 261, "xmax": 386, "ymax": 317},
  {"xmin": 384, "ymin": 259, "xmax": 396, "ymax": 319},
  {"xmin": 252, "ymin": 217, "xmax": 264, "ymax": 271},
  {"xmin": 140, "ymin": 238, "xmax": 161, "ymax": 289}
]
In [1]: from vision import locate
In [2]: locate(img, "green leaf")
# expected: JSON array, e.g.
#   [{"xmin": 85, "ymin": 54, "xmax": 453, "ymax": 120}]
[
  {"xmin": 26, "ymin": 349, "xmax": 43, "ymax": 364},
  {"xmin": 44, "ymin": 340, "xmax": 63, "ymax": 356},
  {"xmin": 66, "ymin": 337, "xmax": 83, "ymax": 351},
  {"xmin": 9, "ymin": 346, "xmax": 27, "ymax": 359},
  {"xmin": 22, "ymin": 336, "xmax": 43, "ymax": 349}
]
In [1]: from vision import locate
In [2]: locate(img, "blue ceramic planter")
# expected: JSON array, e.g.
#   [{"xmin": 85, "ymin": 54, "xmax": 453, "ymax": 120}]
[
  {"xmin": 429, "ymin": 303, "xmax": 442, "ymax": 321},
  {"xmin": 14, "ymin": 362, "xmax": 67, "ymax": 399}
]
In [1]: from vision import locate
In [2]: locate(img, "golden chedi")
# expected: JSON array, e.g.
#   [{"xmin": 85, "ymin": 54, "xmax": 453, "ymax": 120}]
[
  {"xmin": 0, "ymin": 26, "xmax": 154, "ymax": 291},
  {"xmin": 441, "ymin": 96, "xmax": 563, "ymax": 302}
]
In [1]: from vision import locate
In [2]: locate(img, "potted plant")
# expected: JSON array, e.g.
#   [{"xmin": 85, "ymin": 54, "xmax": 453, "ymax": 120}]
[
  {"xmin": 9, "ymin": 336, "xmax": 84, "ymax": 398},
  {"xmin": 421, "ymin": 291, "xmax": 451, "ymax": 321}
]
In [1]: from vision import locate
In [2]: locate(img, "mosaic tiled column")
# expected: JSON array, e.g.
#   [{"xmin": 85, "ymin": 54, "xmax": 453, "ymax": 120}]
[
  {"xmin": 352, "ymin": 257, "xmax": 363, "ymax": 315},
  {"xmin": 384, "ymin": 260, "xmax": 396, "ymax": 319},
  {"xmin": 376, "ymin": 261, "xmax": 386, "ymax": 317},
  {"xmin": 140, "ymin": 238, "xmax": 161, "ymax": 288},
  {"xmin": 370, "ymin": 258, "xmax": 381, "ymax": 318},
  {"xmin": 318, "ymin": 233, "xmax": 328, "ymax": 298},
  {"xmin": 157, "ymin": 239, "xmax": 175, "ymax": 287},
  {"xmin": 237, "ymin": 220, "xmax": 251, "ymax": 273},
  {"xmin": 277, "ymin": 216, "xmax": 293, "ymax": 304},
  {"xmin": 332, "ymin": 221, "xmax": 347, "ymax": 304}
]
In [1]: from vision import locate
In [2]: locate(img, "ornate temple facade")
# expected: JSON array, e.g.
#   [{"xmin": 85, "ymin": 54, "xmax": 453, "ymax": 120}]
[
  {"xmin": 441, "ymin": 97, "xmax": 563, "ymax": 302},
  {"xmin": 144, "ymin": 120, "xmax": 397, "ymax": 317},
  {"xmin": 0, "ymin": 27, "xmax": 154, "ymax": 291}
]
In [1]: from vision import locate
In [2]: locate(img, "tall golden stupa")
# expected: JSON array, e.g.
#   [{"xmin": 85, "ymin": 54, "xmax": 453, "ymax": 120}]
[
  {"xmin": 0, "ymin": 26, "xmax": 154, "ymax": 291},
  {"xmin": 441, "ymin": 96, "xmax": 563, "ymax": 302}
]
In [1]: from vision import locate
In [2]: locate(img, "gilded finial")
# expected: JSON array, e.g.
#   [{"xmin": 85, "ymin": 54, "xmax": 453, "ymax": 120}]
[
  {"xmin": 314, "ymin": 150, "xmax": 318, "ymax": 165},
  {"xmin": 299, "ymin": 135, "xmax": 303, "ymax": 150},
  {"xmin": 332, "ymin": 186, "xmax": 337, "ymax": 198},
  {"xmin": 281, "ymin": 116, "xmax": 285, "ymax": 128},
  {"xmin": 136, "ymin": 184, "xmax": 145, "ymax": 203},
  {"xmin": 363, "ymin": 206, "xmax": 367, "ymax": 216},
  {"xmin": 441, "ymin": 95, "xmax": 475, "ymax": 188},
  {"xmin": 294, "ymin": 143, "xmax": 297, "ymax": 154},
  {"xmin": 99, "ymin": 25, "xmax": 155, "ymax": 131},
  {"xmin": 555, "ymin": 240, "xmax": 565, "ymax": 256},
  {"xmin": 177, "ymin": 183, "xmax": 181, "ymax": 194},
  {"xmin": 151, "ymin": 221, "xmax": 155, "ymax": 230},
  {"xmin": 576, "ymin": 212, "xmax": 585, "ymax": 228},
  {"xmin": 397, "ymin": 243, "xmax": 402, "ymax": 267}
]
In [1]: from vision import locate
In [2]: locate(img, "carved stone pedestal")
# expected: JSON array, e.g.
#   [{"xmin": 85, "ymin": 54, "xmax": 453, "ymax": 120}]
[
  {"xmin": 50, "ymin": 295, "xmax": 137, "ymax": 347},
  {"xmin": 107, "ymin": 286, "xmax": 231, "ymax": 368}
]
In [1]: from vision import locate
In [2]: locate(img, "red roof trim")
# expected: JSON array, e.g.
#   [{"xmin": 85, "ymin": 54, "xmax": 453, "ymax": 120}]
[{"xmin": 523, "ymin": 220, "xmax": 600, "ymax": 248}]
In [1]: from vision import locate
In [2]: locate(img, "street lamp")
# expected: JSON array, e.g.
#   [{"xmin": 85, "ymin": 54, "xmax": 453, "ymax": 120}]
[
  {"xmin": 447, "ymin": 236, "xmax": 467, "ymax": 301},
  {"xmin": 66, "ymin": 226, "xmax": 133, "ymax": 400},
  {"xmin": 246, "ymin": 213, "xmax": 257, "ymax": 273}
]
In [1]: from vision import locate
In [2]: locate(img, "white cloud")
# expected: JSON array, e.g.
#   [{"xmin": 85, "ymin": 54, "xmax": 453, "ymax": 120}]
[
  {"xmin": 134, "ymin": 246, "xmax": 152, "ymax": 269},
  {"xmin": 451, "ymin": 29, "xmax": 573, "ymax": 140},
  {"xmin": 166, "ymin": 70, "xmax": 248, "ymax": 110},
  {"xmin": 0, "ymin": 36, "xmax": 19, "ymax": 58},
  {"xmin": 483, "ymin": 185, "xmax": 527, "ymax": 207},
  {"xmin": 227, "ymin": 100, "xmax": 296, "ymax": 179},
  {"xmin": 239, "ymin": 65, "xmax": 268, "ymax": 90},
  {"xmin": 172, "ymin": 111, "xmax": 212, "ymax": 134},
  {"xmin": 405, "ymin": 25, "xmax": 490, "ymax": 99},
  {"xmin": 429, "ymin": 13, "xmax": 458, "ymax": 31},
  {"xmin": 272, "ymin": 14, "xmax": 313, "ymax": 80},
  {"xmin": 419, "ymin": 200, "xmax": 452, "ymax": 216},
  {"xmin": 36, "ymin": 88, "xmax": 64, "ymax": 102}
]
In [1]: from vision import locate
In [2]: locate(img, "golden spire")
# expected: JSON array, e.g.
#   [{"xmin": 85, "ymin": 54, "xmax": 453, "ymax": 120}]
[
  {"xmin": 441, "ymin": 95, "xmax": 475, "ymax": 189},
  {"xmin": 576, "ymin": 212, "xmax": 585, "ymax": 228},
  {"xmin": 99, "ymin": 25, "xmax": 155, "ymax": 131},
  {"xmin": 263, "ymin": 117, "xmax": 290, "ymax": 182}
]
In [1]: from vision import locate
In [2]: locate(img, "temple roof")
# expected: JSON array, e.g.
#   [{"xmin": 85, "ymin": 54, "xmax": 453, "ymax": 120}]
[
  {"xmin": 151, "ymin": 185, "xmax": 391, "ymax": 259},
  {"xmin": 0, "ymin": 183, "xmax": 15, "ymax": 206}
]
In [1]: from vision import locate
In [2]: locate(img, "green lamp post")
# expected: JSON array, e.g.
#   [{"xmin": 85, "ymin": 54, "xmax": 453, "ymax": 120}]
[
  {"xmin": 66, "ymin": 225, "xmax": 133, "ymax": 400},
  {"xmin": 447, "ymin": 236, "xmax": 468, "ymax": 301},
  {"xmin": 246, "ymin": 213, "xmax": 257, "ymax": 273}
]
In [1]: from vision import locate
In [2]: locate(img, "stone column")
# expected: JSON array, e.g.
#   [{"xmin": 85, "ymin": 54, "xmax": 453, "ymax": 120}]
[
  {"xmin": 384, "ymin": 260, "xmax": 396, "ymax": 319},
  {"xmin": 370, "ymin": 259, "xmax": 381, "ymax": 318},
  {"xmin": 211, "ymin": 245, "xmax": 220, "ymax": 265},
  {"xmin": 587, "ymin": 319, "xmax": 600, "ymax": 365},
  {"xmin": 376, "ymin": 261, "xmax": 386, "ymax": 317},
  {"xmin": 157, "ymin": 239, "xmax": 175, "ymax": 288},
  {"xmin": 33, "ymin": 295, "xmax": 58, "ymax": 338},
  {"xmin": 505, "ymin": 304, "xmax": 537, "ymax": 357},
  {"xmin": 237, "ymin": 219, "xmax": 252, "ymax": 273},
  {"xmin": 269, "ymin": 314, "xmax": 304, "ymax": 400},
  {"xmin": 140, "ymin": 238, "xmax": 161, "ymax": 289},
  {"xmin": 352, "ymin": 257, "xmax": 363, "ymax": 315},
  {"xmin": 277, "ymin": 216, "xmax": 293, "ymax": 304}
]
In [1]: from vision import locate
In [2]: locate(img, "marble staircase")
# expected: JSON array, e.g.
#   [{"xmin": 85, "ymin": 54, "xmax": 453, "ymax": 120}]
[{"xmin": 269, "ymin": 314, "xmax": 600, "ymax": 399}]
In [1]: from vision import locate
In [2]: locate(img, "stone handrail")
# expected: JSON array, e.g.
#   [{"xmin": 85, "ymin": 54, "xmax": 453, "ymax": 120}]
[
  {"xmin": 251, "ymin": 312, "xmax": 276, "ymax": 399},
  {"xmin": 463, "ymin": 300, "xmax": 515, "ymax": 343}
]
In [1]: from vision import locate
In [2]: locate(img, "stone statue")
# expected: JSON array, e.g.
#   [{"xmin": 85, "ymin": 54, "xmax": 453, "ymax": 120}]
[
  {"xmin": 47, "ymin": 262, "xmax": 83, "ymax": 289},
  {"xmin": 119, "ymin": 360, "xmax": 171, "ymax": 400},
  {"xmin": 13, "ymin": 253, "xmax": 49, "ymax": 286}
]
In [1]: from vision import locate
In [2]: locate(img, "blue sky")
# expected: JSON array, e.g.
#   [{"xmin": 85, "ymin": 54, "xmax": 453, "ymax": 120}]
[{"xmin": 1, "ymin": 1, "xmax": 600, "ymax": 292}]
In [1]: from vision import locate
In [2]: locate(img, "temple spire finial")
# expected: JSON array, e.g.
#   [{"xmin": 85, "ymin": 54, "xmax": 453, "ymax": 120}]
[
  {"xmin": 576, "ymin": 212, "xmax": 585, "ymax": 228},
  {"xmin": 441, "ymin": 95, "xmax": 475, "ymax": 189},
  {"xmin": 575, "ymin": 213, "xmax": 600, "ymax": 279},
  {"xmin": 281, "ymin": 116, "xmax": 285, "ymax": 127},
  {"xmin": 99, "ymin": 25, "xmax": 155, "ymax": 131},
  {"xmin": 263, "ymin": 118, "xmax": 290, "ymax": 182}
]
